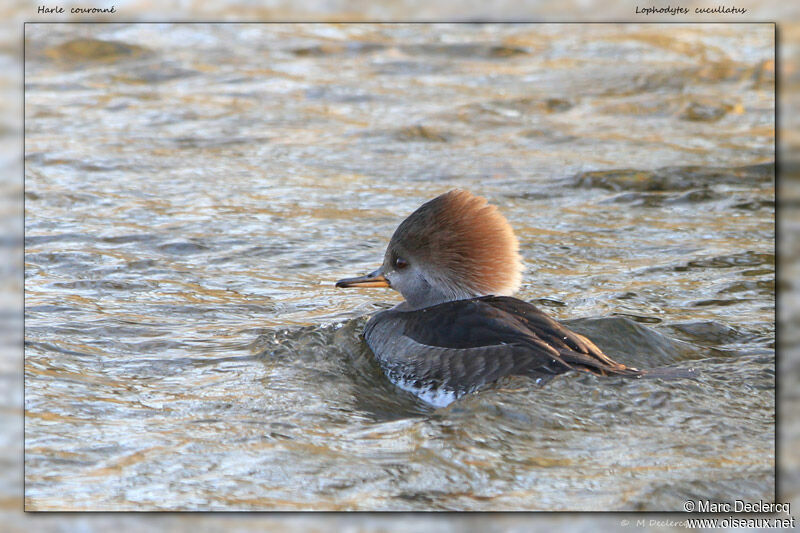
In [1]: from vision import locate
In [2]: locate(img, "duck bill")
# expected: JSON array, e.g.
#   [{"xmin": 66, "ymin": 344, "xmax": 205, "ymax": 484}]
[{"xmin": 335, "ymin": 269, "xmax": 390, "ymax": 288}]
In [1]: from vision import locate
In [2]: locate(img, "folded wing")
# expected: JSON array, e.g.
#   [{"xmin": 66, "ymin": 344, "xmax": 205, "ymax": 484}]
[{"xmin": 367, "ymin": 296, "xmax": 642, "ymax": 396}]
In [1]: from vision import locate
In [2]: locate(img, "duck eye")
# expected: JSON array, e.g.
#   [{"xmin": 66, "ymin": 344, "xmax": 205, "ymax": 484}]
[{"xmin": 394, "ymin": 257, "xmax": 409, "ymax": 270}]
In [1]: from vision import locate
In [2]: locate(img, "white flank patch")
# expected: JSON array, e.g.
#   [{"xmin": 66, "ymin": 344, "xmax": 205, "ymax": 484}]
[{"xmin": 391, "ymin": 376, "xmax": 460, "ymax": 408}]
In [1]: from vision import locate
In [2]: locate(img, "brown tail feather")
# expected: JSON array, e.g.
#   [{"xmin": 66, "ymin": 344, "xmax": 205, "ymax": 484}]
[
  {"xmin": 555, "ymin": 346, "xmax": 641, "ymax": 376},
  {"xmin": 561, "ymin": 350, "xmax": 695, "ymax": 380}
]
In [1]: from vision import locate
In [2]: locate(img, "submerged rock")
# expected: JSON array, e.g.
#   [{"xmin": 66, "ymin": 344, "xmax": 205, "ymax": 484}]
[
  {"xmin": 43, "ymin": 38, "xmax": 151, "ymax": 63},
  {"xmin": 571, "ymin": 163, "xmax": 774, "ymax": 192}
]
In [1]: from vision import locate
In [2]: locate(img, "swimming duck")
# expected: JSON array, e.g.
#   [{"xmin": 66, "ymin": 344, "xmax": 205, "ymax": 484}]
[{"xmin": 336, "ymin": 189, "xmax": 643, "ymax": 407}]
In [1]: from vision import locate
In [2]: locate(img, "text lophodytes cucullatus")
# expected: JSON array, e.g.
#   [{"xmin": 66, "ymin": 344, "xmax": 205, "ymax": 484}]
[{"xmin": 336, "ymin": 189, "xmax": 644, "ymax": 407}]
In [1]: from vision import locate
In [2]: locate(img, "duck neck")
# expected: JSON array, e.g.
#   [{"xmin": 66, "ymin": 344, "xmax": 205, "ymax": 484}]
[{"xmin": 400, "ymin": 271, "xmax": 480, "ymax": 310}]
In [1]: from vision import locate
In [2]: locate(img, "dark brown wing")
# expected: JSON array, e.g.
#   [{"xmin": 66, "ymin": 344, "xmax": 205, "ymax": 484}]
[
  {"xmin": 478, "ymin": 296, "xmax": 643, "ymax": 376},
  {"xmin": 399, "ymin": 296, "xmax": 642, "ymax": 379}
]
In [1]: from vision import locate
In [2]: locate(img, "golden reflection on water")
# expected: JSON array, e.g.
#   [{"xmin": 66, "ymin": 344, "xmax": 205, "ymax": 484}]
[{"xmin": 23, "ymin": 23, "xmax": 774, "ymax": 512}]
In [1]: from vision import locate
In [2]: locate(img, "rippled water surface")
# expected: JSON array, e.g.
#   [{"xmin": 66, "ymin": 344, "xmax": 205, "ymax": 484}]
[{"xmin": 24, "ymin": 23, "xmax": 774, "ymax": 510}]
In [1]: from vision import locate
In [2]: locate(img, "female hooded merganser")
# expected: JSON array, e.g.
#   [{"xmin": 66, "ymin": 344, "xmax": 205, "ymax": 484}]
[{"xmin": 336, "ymin": 189, "xmax": 643, "ymax": 407}]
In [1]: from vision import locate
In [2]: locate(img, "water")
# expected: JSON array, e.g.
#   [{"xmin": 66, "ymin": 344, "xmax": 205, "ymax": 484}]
[{"xmin": 24, "ymin": 23, "xmax": 774, "ymax": 510}]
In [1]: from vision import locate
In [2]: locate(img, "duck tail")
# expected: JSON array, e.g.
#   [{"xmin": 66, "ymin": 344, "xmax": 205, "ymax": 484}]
[{"xmin": 577, "ymin": 361, "xmax": 695, "ymax": 380}]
